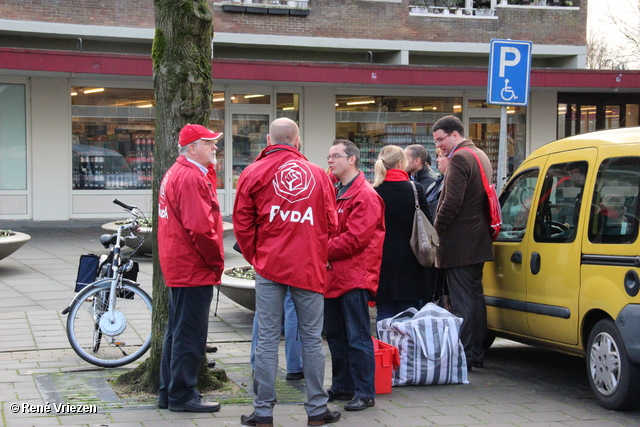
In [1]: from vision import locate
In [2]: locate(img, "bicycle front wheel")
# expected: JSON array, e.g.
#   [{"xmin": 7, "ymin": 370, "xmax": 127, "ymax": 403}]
[{"xmin": 66, "ymin": 282, "xmax": 152, "ymax": 367}]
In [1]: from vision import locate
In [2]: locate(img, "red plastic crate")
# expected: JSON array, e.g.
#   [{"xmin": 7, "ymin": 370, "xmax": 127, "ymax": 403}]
[{"xmin": 372, "ymin": 337, "xmax": 400, "ymax": 394}]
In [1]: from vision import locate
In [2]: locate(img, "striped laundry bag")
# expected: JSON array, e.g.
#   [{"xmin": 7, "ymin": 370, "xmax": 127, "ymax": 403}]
[{"xmin": 377, "ymin": 303, "xmax": 468, "ymax": 386}]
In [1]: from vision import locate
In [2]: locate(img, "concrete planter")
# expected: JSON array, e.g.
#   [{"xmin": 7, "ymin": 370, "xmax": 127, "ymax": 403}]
[
  {"xmin": 220, "ymin": 266, "xmax": 255, "ymax": 311},
  {"xmin": 0, "ymin": 231, "xmax": 31, "ymax": 261}
]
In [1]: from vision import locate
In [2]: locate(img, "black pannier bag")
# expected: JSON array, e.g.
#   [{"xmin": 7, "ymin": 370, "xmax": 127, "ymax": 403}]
[{"xmin": 75, "ymin": 254, "xmax": 100, "ymax": 292}]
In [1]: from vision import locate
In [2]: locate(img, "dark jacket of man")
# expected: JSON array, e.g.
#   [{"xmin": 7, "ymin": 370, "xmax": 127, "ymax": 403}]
[
  {"xmin": 413, "ymin": 164, "xmax": 437, "ymax": 195},
  {"xmin": 434, "ymin": 139, "xmax": 494, "ymax": 269}
]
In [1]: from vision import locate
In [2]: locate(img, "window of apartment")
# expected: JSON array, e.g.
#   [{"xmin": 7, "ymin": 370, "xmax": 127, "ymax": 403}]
[
  {"xmin": 0, "ymin": 84, "xmax": 27, "ymax": 190},
  {"xmin": 335, "ymin": 95, "xmax": 462, "ymax": 180},
  {"xmin": 71, "ymin": 87, "xmax": 225, "ymax": 190}
]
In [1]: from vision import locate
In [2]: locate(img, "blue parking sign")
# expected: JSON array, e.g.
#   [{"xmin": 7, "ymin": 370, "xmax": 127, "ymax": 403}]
[{"xmin": 487, "ymin": 39, "xmax": 532, "ymax": 106}]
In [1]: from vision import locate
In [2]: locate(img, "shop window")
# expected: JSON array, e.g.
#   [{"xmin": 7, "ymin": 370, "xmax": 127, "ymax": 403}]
[
  {"xmin": 467, "ymin": 100, "xmax": 527, "ymax": 182},
  {"xmin": 605, "ymin": 105, "xmax": 621, "ymax": 129},
  {"xmin": 277, "ymin": 93, "xmax": 299, "ymax": 123},
  {"xmin": 72, "ymin": 87, "xmax": 225, "ymax": 190},
  {"xmin": 0, "ymin": 84, "xmax": 27, "ymax": 190},
  {"xmin": 231, "ymin": 94, "xmax": 271, "ymax": 105},
  {"xmin": 580, "ymin": 105, "xmax": 597, "ymax": 134},
  {"xmin": 335, "ymin": 95, "xmax": 462, "ymax": 181},
  {"xmin": 625, "ymin": 104, "xmax": 639, "ymax": 127},
  {"xmin": 211, "ymin": 92, "xmax": 226, "ymax": 190},
  {"xmin": 588, "ymin": 157, "xmax": 640, "ymax": 244},
  {"xmin": 558, "ymin": 94, "xmax": 640, "ymax": 138},
  {"xmin": 72, "ymin": 87, "xmax": 156, "ymax": 190}
]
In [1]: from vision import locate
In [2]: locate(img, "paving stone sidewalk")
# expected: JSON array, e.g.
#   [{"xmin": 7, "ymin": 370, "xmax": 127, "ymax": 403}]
[{"xmin": 1, "ymin": 219, "xmax": 639, "ymax": 426}]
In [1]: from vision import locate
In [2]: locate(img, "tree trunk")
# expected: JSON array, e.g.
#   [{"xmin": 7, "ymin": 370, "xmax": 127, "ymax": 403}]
[{"xmin": 116, "ymin": 0, "xmax": 222, "ymax": 393}]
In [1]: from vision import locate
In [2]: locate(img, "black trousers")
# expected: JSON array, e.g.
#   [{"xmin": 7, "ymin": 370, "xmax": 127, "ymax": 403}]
[
  {"xmin": 444, "ymin": 263, "xmax": 487, "ymax": 365},
  {"xmin": 159, "ymin": 285, "xmax": 213, "ymax": 406}
]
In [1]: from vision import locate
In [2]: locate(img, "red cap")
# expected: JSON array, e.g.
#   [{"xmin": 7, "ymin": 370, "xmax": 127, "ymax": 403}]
[{"xmin": 178, "ymin": 124, "xmax": 223, "ymax": 147}]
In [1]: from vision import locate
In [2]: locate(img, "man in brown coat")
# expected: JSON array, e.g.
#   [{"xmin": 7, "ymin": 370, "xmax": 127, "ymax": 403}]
[{"xmin": 433, "ymin": 115, "xmax": 494, "ymax": 370}]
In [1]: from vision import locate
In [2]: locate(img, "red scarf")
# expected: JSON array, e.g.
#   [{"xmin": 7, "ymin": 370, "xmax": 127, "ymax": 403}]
[{"xmin": 384, "ymin": 168, "xmax": 409, "ymax": 182}]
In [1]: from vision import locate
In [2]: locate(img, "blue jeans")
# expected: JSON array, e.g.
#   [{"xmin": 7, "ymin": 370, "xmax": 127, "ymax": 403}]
[
  {"xmin": 324, "ymin": 288, "xmax": 375, "ymax": 399},
  {"xmin": 376, "ymin": 300, "xmax": 422, "ymax": 324},
  {"xmin": 252, "ymin": 274, "xmax": 328, "ymax": 418},
  {"xmin": 250, "ymin": 287, "xmax": 303, "ymax": 374}
]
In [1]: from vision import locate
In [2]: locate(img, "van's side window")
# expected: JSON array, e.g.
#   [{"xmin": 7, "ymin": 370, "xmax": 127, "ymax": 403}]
[
  {"xmin": 534, "ymin": 161, "xmax": 588, "ymax": 243},
  {"xmin": 588, "ymin": 157, "xmax": 640, "ymax": 244},
  {"xmin": 498, "ymin": 169, "xmax": 539, "ymax": 241}
]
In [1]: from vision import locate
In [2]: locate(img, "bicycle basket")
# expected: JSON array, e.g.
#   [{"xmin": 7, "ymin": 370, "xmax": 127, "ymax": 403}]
[{"xmin": 74, "ymin": 254, "xmax": 100, "ymax": 292}]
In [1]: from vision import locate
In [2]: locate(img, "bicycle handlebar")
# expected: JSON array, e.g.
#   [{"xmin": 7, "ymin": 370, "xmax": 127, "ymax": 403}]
[{"xmin": 113, "ymin": 198, "xmax": 135, "ymax": 212}]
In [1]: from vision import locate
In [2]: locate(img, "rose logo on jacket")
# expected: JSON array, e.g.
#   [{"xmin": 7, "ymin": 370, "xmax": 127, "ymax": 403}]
[{"xmin": 272, "ymin": 160, "xmax": 316, "ymax": 203}]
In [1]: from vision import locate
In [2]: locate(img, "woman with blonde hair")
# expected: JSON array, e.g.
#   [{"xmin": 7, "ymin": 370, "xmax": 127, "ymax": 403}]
[{"xmin": 372, "ymin": 145, "xmax": 432, "ymax": 322}]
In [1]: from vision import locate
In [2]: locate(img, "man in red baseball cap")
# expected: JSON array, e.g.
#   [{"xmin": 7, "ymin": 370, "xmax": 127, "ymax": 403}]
[{"xmin": 157, "ymin": 123, "xmax": 224, "ymax": 413}]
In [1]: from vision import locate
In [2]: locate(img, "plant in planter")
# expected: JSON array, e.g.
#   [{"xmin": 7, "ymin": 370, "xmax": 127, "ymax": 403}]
[
  {"xmin": 0, "ymin": 229, "xmax": 31, "ymax": 261},
  {"xmin": 219, "ymin": 265, "xmax": 256, "ymax": 311}
]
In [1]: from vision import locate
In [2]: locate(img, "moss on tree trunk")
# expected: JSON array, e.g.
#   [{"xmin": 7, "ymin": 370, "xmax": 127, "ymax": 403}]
[{"xmin": 115, "ymin": 0, "xmax": 223, "ymax": 394}]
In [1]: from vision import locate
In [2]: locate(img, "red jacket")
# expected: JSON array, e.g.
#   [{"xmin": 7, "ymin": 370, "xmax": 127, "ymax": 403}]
[
  {"xmin": 158, "ymin": 156, "xmax": 224, "ymax": 287},
  {"xmin": 233, "ymin": 145, "xmax": 338, "ymax": 293},
  {"xmin": 326, "ymin": 171, "xmax": 386, "ymax": 299}
]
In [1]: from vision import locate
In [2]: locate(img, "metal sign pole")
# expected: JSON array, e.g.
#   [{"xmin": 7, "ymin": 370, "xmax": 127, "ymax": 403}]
[{"xmin": 497, "ymin": 105, "xmax": 507, "ymax": 193}]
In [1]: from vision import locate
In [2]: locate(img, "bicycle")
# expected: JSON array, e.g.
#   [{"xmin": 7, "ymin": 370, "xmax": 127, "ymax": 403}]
[{"xmin": 62, "ymin": 199, "xmax": 153, "ymax": 367}]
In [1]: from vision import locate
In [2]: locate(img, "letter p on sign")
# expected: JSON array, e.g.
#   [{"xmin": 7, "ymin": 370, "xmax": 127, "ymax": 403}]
[{"xmin": 499, "ymin": 47, "xmax": 521, "ymax": 77}]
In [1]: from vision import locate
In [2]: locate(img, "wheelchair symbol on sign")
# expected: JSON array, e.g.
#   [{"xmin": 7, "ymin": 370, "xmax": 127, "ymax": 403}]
[{"xmin": 500, "ymin": 79, "xmax": 518, "ymax": 101}]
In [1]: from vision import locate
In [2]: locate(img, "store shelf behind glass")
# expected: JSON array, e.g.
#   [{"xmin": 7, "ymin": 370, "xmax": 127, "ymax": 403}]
[{"xmin": 350, "ymin": 123, "xmax": 437, "ymax": 182}]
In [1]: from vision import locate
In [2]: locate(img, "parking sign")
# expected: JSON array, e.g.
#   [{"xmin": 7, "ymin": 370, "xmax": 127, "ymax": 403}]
[{"xmin": 487, "ymin": 39, "xmax": 532, "ymax": 106}]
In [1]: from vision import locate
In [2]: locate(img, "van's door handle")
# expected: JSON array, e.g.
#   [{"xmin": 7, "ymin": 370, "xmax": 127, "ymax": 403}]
[
  {"xmin": 511, "ymin": 251, "xmax": 522, "ymax": 263},
  {"xmin": 530, "ymin": 252, "xmax": 541, "ymax": 275}
]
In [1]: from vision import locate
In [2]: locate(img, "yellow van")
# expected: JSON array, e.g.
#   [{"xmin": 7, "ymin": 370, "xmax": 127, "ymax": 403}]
[{"xmin": 484, "ymin": 127, "xmax": 640, "ymax": 411}]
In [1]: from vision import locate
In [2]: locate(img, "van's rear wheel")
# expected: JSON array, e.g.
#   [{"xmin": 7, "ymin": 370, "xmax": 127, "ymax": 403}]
[{"xmin": 586, "ymin": 319, "xmax": 640, "ymax": 410}]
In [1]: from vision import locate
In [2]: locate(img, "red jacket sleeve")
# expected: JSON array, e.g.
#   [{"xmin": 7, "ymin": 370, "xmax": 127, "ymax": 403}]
[{"xmin": 328, "ymin": 194, "xmax": 383, "ymax": 261}]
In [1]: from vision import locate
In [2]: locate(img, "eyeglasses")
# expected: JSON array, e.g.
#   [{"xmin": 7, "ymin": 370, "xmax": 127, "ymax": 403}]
[
  {"xmin": 434, "ymin": 133, "xmax": 451, "ymax": 144},
  {"xmin": 327, "ymin": 154, "xmax": 351, "ymax": 161}
]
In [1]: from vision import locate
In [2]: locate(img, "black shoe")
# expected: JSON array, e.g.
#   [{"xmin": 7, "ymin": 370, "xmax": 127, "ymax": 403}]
[
  {"xmin": 326, "ymin": 388, "xmax": 354, "ymax": 402},
  {"xmin": 286, "ymin": 371, "xmax": 304, "ymax": 381},
  {"xmin": 208, "ymin": 360, "xmax": 216, "ymax": 368},
  {"xmin": 206, "ymin": 344, "xmax": 218, "ymax": 353},
  {"xmin": 308, "ymin": 409, "xmax": 342, "ymax": 425},
  {"xmin": 240, "ymin": 412, "xmax": 274, "ymax": 427},
  {"xmin": 169, "ymin": 395, "xmax": 221, "ymax": 412},
  {"xmin": 157, "ymin": 397, "xmax": 168, "ymax": 409},
  {"xmin": 471, "ymin": 361, "xmax": 484, "ymax": 369},
  {"xmin": 344, "ymin": 396, "xmax": 375, "ymax": 411}
]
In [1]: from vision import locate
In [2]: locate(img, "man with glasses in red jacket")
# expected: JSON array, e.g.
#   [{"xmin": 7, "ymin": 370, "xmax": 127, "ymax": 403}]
[
  {"xmin": 325, "ymin": 139, "xmax": 385, "ymax": 412},
  {"xmin": 157, "ymin": 124, "xmax": 224, "ymax": 413},
  {"xmin": 234, "ymin": 118, "xmax": 340, "ymax": 427}
]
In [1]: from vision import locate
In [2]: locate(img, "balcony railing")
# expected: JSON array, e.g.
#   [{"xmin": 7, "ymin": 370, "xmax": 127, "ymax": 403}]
[
  {"xmin": 218, "ymin": 0, "xmax": 310, "ymax": 15},
  {"xmin": 218, "ymin": 0, "xmax": 309, "ymax": 7},
  {"xmin": 409, "ymin": 0, "xmax": 578, "ymax": 18}
]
